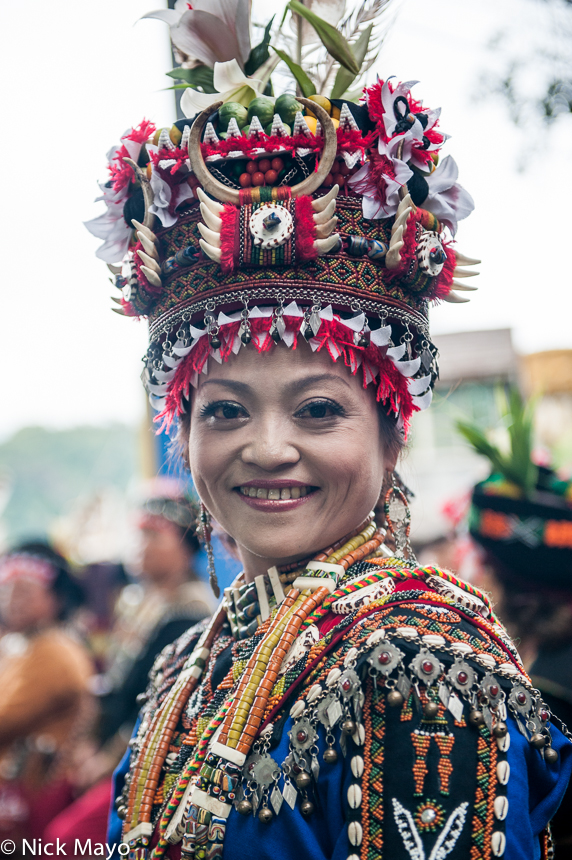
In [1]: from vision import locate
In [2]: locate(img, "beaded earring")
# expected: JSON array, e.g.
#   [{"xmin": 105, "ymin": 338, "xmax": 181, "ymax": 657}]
[
  {"xmin": 384, "ymin": 472, "xmax": 416, "ymax": 562},
  {"xmin": 199, "ymin": 502, "xmax": 220, "ymax": 598}
]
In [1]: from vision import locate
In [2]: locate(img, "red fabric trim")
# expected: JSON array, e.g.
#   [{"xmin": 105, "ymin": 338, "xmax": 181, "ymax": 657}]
[
  {"xmin": 261, "ymin": 593, "xmax": 523, "ymax": 733},
  {"xmin": 219, "ymin": 205, "xmax": 238, "ymax": 275},
  {"xmin": 200, "ymin": 133, "xmax": 324, "ymax": 161},
  {"xmin": 156, "ymin": 314, "xmax": 416, "ymax": 433},
  {"xmin": 295, "ymin": 195, "xmax": 317, "ymax": 261}
]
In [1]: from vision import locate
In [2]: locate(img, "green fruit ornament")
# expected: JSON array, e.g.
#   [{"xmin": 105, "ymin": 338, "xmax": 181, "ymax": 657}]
[
  {"xmin": 275, "ymin": 94, "xmax": 303, "ymax": 126},
  {"xmin": 247, "ymin": 97, "xmax": 275, "ymax": 128},
  {"xmin": 218, "ymin": 102, "xmax": 248, "ymax": 132}
]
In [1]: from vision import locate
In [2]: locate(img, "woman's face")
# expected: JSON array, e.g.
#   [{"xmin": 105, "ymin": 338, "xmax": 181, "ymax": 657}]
[
  {"xmin": 0, "ymin": 577, "xmax": 59, "ymax": 632},
  {"xmin": 189, "ymin": 342, "xmax": 395, "ymax": 579}
]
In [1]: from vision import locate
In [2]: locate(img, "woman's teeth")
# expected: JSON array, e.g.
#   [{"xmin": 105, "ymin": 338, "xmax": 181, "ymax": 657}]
[{"xmin": 239, "ymin": 486, "xmax": 310, "ymax": 500}]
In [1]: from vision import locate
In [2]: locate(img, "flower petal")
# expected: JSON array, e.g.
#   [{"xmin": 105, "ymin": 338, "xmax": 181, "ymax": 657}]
[
  {"xmin": 181, "ymin": 86, "xmax": 222, "ymax": 118},
  {"xmin": 140, "ymin": 9, "xmax": 182, "ymax": 26},
  {"xmin": 173, "ymin": 10, "xmax": 243, "ymax": 66}
]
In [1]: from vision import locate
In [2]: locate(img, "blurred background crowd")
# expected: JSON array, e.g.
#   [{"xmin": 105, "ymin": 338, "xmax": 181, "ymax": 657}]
[{"xmin": 0, "ymin": 0, "xmax": 571, "ymax": 852}]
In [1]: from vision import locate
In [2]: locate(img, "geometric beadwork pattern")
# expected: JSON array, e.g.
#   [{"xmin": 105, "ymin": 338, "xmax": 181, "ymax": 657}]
[{"xmin": 149, "ymin": 197, "xmax": 428, "ymax": 325}]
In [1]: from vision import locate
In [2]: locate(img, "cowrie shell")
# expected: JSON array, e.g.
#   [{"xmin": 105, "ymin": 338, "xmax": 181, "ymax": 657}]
[
  {"xmin": 422, "ymin": 634, "xmax": 446, "ymax": 648},
  {"xmin": 348, "ymin": 821, "xmax": 363, "ymax": 846},
  {"xmin": 352, "ymin": 723, "xmax": 365, "ymax": 745},
  {"xmin": 347, "ymin": 784, "xmax": 362, "ymax": 808},
  {"xmin": 326, "ymin": 668, "xmax": 341, "ymax": 686},
  {"xmin": 494, "ymin": 795, "xmax": 508, "ymax": 821},
  {"xmin": 497, "ymin": 733, "xmax": 510, "ymax": 752},
  {"xmin": 344, "ymin": 647, "xmax": 359, "ymax": 667},
  {"xmin": 366, "ymin": 629, "xmax": 386, "ymax": 646},
  {"xmin": 306, "ymin": 684, "xmax": 322, "ymax": 703},
  {"xmin": 496, "ymin": 761, "xmax": 510, "ymax": 785},
  {"xmin": 289, "ymin": 700, "xmax": 305, "ymax": 719},
  {"xmin": 491, "ymin": 831, "xmax": 506, "ymax": 856},
  {"xmin": 351, "ymin": 756, "xmax": 364, "ymax": 778},
  {"xmin": 396, "ymin": 626, "xmax": 418, "ymax": 640}
]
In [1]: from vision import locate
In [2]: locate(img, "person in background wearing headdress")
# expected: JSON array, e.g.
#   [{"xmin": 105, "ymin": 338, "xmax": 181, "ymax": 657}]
[
  {"xmin": 44, "ymin": 482, "xmax": 213, "ymax": 847},
  {"xmin": 458, "ymin": 389, "xmax": 572, "ymax": 849},
  {"xmin": 0, "ymin": 542, "xmax": 92, "ymax": 848}
]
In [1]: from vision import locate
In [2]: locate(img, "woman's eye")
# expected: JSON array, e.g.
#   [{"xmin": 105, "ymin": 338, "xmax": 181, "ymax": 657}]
[
  {"xmin": 200, "ymin": 400, "xmax": 248, "ymax": 421},
  {"xmin": 296, "ymin": 400, "xmax": 345, "ymax": 420}
]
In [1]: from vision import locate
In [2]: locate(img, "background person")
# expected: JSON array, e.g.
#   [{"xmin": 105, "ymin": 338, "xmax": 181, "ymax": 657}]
[{"xmin": 0, "ymin": 542, "xmax": 92, "ymax": 848}]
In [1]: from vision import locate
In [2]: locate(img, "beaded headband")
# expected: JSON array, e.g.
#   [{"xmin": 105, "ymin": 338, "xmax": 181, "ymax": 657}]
[
  {"xmin": 86, "ymin": 77, "xmax": 479, "ymax": 434},
  {"xmin": 0, "ymin": 553, "xmax": 56, "ymax": 586}
]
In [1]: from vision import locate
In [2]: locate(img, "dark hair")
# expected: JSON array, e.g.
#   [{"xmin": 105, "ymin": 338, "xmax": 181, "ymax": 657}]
[{"xmin": 8, "ymin": 540, "xmax": 84, "ymax": 621}]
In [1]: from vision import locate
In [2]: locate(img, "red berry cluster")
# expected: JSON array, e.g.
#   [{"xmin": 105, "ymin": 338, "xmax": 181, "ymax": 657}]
[
  {"xmin": 239, "ymin": 157, "xmax": 285, "ymax": 188},
  {"xmin": 323, "ymin": 158, "xmax": 359, "ymax": 188}
]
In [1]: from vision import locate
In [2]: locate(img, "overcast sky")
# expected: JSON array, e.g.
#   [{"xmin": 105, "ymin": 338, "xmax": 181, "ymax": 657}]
[{"xmin": 1, "ymin": 0, "xmax": 570, "ymax": 439}]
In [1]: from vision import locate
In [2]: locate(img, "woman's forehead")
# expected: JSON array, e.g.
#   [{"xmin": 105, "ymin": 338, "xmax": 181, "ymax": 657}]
[{"xmin": 197, "ymin": 341, "xmax": 358, "ymax": 391}]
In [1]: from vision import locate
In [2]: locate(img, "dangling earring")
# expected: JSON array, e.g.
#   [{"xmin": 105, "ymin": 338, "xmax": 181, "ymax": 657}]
[
  {"xmin": 384, "ymin": 472, "xmax": 416, "ymax": 562},
  {"xmin": 200, "ymin": 503, "xmax": 220, "ymax": 598}
]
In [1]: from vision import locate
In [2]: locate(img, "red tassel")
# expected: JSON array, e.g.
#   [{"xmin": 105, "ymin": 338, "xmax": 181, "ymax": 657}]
[
  {"xmin": 295, "ymin": 196, "xmax": 318, "ymax": 261},
  {"xmin": 219, "ymin": 205, "xmax": 238, "ymax": 274}
]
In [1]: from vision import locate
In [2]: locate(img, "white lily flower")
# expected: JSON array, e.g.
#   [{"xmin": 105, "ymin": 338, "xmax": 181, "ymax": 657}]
[
  {"xmin": 181, "ymin": 59, "xmax": 265, "ymax": 117},
  {"xmin": 422, "ymin": 155, "xmax": 475, "ymax": 236},
  {"xmin": 142, "ymin": 0, "xmax": 251, "ymax": 67}
]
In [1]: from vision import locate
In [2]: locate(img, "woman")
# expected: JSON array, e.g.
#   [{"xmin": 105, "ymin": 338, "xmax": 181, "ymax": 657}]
[
  {"xmin": 97, "ymin": 484, "xmax": 214, "ymax": 748},
  {"xmin": 87, "ymin": 32, "xmax": 571, "ymax": 859},
  {"xmin": 458, "ymin": 393, "xmax": 572, "ymax": 850},
  {"xmin": 0, "ymin": 542, "xmax": 92, "ymax": 845},
  {"xmin": 43, "ymin": 486, "xmax": 213, "ymax": 848}
]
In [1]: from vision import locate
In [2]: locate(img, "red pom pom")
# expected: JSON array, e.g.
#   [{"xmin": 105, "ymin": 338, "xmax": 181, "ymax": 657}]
[
  {"xmin": 271, "ymin": 157, "xmax": 284, "ymax": 172},
  {"xmin": 246, "ymin": 161, "xmax": 257, "ymax": 174},
  {"xmin": 252, "ymin": 172, "xmax": 265, "ymax": 186},
  {"xmin": 239, "ymin": 173, "xmax": 252, "ymax": 187},
  {"xmin": 264, "ymin": 169, "xmax": 278, "ymax": 185},
  {"xmin": 258, "ymin": 158, "xmax": 271, "ymax": 173}
]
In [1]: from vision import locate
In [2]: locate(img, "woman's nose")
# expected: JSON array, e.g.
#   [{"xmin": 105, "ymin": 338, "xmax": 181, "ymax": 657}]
[{"xmin": 240, "ymin": 416, "xmax": 300, "ymax": 471}]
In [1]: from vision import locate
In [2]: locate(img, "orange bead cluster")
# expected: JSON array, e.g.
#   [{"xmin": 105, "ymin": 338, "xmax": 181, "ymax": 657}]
[{"xmin": 239, "ymin": 157, "xmax": 285, "ymax": 189}]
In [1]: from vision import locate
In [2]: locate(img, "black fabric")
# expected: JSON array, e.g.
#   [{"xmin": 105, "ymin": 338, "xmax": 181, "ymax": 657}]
[{"xmin": 470, "ymin": 482, "xmax": 572, "ymax": 588}]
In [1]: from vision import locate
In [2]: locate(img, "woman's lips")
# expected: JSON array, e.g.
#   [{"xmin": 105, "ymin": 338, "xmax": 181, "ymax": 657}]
[{"xmin": 235, "ymin": 484, "xmax": 316, "ymax": 511}]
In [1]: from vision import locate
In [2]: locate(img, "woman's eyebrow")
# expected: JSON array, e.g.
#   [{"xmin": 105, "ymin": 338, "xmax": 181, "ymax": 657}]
[
  {"xmin": 200, "ymin": 379, "xmax": 252, "ymax": 394},
  {"xmin": 286, "ymin": 373, "xmax": 351, "ymax": 394}
]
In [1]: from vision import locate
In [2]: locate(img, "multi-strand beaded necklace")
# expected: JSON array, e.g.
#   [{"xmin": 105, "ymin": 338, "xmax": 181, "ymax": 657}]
[
  {"xmin": 121, "ymin": 516, "xmax": 386, "ymax": 858},
  {"xmin": 120, "ymin": 517, "xmax": 516, "ymax": 860}
]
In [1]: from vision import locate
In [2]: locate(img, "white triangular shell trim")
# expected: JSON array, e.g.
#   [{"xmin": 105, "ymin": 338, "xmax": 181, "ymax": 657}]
[
  {"xmin": 408, "ymin": 374, "xmax": 432, "ymax": 395},
  {"xmin": 147, "ymin": 382, "xmax": 168, "ymax": 395},
  {"xmin": 411, "ymin": 389, "xmax": 433, "ymax": 410},
  {"xmin": 393, "ymin": 357, "xmax": 421, "ymax": 378},
  {"xmin": 282, "ymin": 330, "xmax": 295, "ymax": 348},
  {"xmin": 154, "ymin": 368, "xmax": 177, "ymax": 382},
  {"xmin": 164, "ymin": 353, "xmax": 184, "ymax": 366},
  {"xmin": 283, "ymin": 301, "xmax": 304, "ymax": 318},
  {"xmin": 328, "ymin": 339, "xmax": 342, "ymax": 361},
  {"xmin": 173, "ymin": 344, "xmax": 194, "ymax": 357},
  {"xmin": 370, "ymin": 325, "xmax": 392, "ymax": 347},
  {"xmin": 320, "ymin": 305, "xmax": 334, "ymax": 321},
  {"xmin": 341, "ymin": 313, "xmax": 366, "ymax": 333},
  {"xmin": 218, "ymin": 311, "xmax": 241, "ymax": 325},
  {"xmin": 231, "ymin": 336, "xmax": 241, "ymax": 355},
  {"xmin": 387, "ymin": 344, "xmax": 406, "ymax": 361},
  {"xmin": 211, "ymin": 349, "xmax": 222, "ymax": 364},
  {"xmin": 149, "ymin": 394, "xmax": 166, "ymax": 411}
]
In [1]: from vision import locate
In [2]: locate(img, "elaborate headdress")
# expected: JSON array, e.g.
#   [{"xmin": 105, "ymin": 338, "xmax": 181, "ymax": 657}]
[
  {"xmin": 458, "ymin": 390, "xmax": 572, "ymax": 587},
  {"xmin": 86, "ymin": 3, "xmax": 479, "ymax": 437}
]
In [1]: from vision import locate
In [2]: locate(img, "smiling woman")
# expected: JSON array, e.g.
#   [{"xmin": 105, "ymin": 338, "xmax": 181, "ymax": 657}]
[
  {"xmin": 93, "ymin": 18, "xmax": 572, "ymax": 858},
  {"xmin": 185, "ymin": 343, "xmax": 395, "ymax": 577}
]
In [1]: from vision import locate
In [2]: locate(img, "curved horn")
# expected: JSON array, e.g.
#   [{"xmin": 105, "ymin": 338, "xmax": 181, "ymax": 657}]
[
  {"xmin": 123, "ymin": 158, "xmax": 155, "ymax": 229},
  {"xmin": 188, "ymin": 98, "xmax": 338, "ymax": 205},
  {"xmin": 292, "ymin": 97, "xmax": 337, "ymax": 196},
  {"xmin": 188, "ymin": 102, "xmax": 239, "ymax": 204}
]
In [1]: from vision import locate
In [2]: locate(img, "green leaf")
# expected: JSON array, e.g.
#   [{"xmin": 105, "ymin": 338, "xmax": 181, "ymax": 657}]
[
  {"xmin": 287, "ymin": 0, "xmax": 360, "ymax": 76},
  {"xmin": 165, "ymin": 65, "xmax": 216, "ymax": 93},
  {"xmin": 330, "ymin": 23, "xmax": 373, "ymax": 100},
  {"xmin": 245, "ymin": 16, "xmax": 275, "ymax": 76},
  {"xmin": 271, "ymin": 47, "xmax": 316, "ymax": 97}
]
